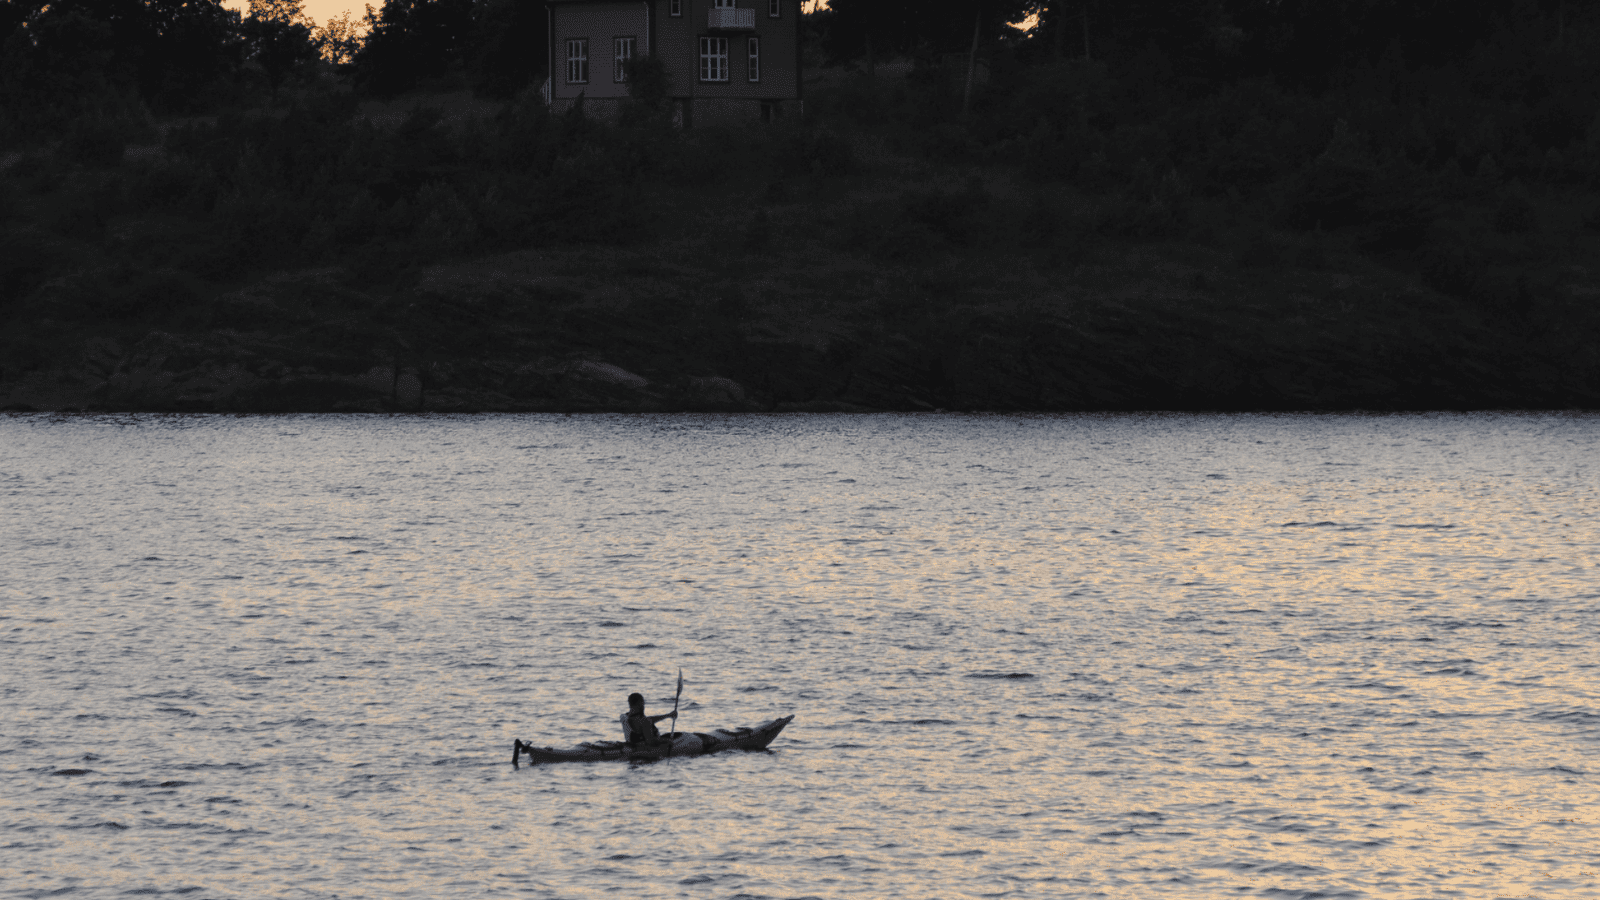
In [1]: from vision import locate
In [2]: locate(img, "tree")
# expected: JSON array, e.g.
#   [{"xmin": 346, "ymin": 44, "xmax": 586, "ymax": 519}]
[
  {"xmin": 822, "ymin": 0, "xmax": 1031, "ymax": 68},
  {"xmin": 467, "ymin": 0, "xmax": 545, "ymax": 98},
  {"xmin": 0, "ymin": 1, "xmax": 133, "ymax": 127},
  {"xmin": 354, "ymin": 0, "xmax": 474, "ymax": 96},
  {"xmin": 315, "ymin": 9, "xmax": 366, "ymax": 67},
  {"xmin": 141, "ymin": 0, "xmax": 244, "ymax": 110},
  {"xmin": 1, "ymin": 0, "xmax": 243, "ymax": 118},
  {"xmin": 241, "ymin": 0, "xmax": 320, "ymax": 97},
  {"xmin": 1024, "ymin": 1, "xmax": 1087, "ymax": 59}
]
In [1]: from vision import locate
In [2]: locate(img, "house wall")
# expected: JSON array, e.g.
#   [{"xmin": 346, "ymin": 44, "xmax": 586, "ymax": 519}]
[
  {"xmin": 550, "ymin": 1, "xmax": 650, "ymax": 102},
  {"xmin": 549, "ymin": 0, "xmax": 801, "ymax": 116},
  {"xmin": 653, "ymin": 0, "xmax": 799, "ymax": 101}
]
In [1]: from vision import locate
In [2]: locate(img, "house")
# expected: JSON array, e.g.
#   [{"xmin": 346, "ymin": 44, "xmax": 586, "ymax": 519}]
[{"xmin": 545, "ymin": 0, "xmax": 802, "ymax": 126}]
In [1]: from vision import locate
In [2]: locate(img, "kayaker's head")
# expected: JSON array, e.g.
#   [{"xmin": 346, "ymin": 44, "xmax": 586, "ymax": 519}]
[{"xmin": 628, "ymin": 692, "xmax": 645, "ymax": 712}]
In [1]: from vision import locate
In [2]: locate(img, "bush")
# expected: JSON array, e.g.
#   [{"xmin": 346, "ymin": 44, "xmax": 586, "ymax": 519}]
[
  {"xmin": 332, "ymin": 189, "xmax": 386, "ymax": 244},
  {"xmin": 412, "ymin": 182, "xmax": 479, "ymax": 251},
  {"xmin": 1095, "ymin": 192, "xmax": 1183, "ymax": 240},
  {"xmin": 1233, "ymin": 229, "xmax": 1286, "ymax": 268},
  {"xmin": 1582, "ymin": 200, "xmax": 1600, "ymax": 233},
  {"xmin": 1279, "ymin": 121, "xmax": 1385, "ymax": 230},
  {"xmin": 900, "ymin": 177, "xmax": 989, "ymax": 246},
  {"xmin": 1421, "ymin": 234, "xmax": 1531, "ymax": 319},
  {"xmin": 821, "ymin": 75, "xmax": 886, "ymax": 127},
  {"xmin": 620, "ymin": 54, "xmax": 673, "ymax": 127},
  {"xmin": 61, "ymin": 117, "xmax": 127, "ymax": 167},
  {"xmin": 831, "ymin": 198, "xmax": 942, "ymax": 263},
  {"xmin": 1202, "ymin": 134, "xmax": 1283, "ymax": 194},
  {"xmin": 1281, "ymin": 157, "xmax": 1379, "ymax": 230},
  {"xmin": 783, "ymin": 127, "xmax": 856, "ymax": 177},
  {"xmin": 102, "ymin": 267, "xmax": 206, "ymax": 325},
  {"xmin": 916, "ymin": 121, "xmax": 976, "ymax": 162},
  {"xmin": 50, "ymin": 177, "xmax": 120, "ymax": 240},
  {"xmin": 484, "ymin": 88, "xmax": 564, "ymax": 171},
  {"xmin": 1018, "ymin": 193, "xmax": 1076, "ymax": 249},
  {"xmin": 1019, "ymin": 118, "xmax": 1106, "ymax": 182},
  {"xmin": 0, "ymin": 228, "xmax": 76, "ymax": 306},
  {"xmin": 743, "ymin": 207, "xmax": 773, "ymax": 253},
  {"xmin": 126, "ymin": 156, "xmax": 202, "ymax": 208},
  {"xmin": 1492, "ymin": 185, "xmax": 1538, "ymax": 234},
  {"xmin": 999, "ymin": 59, "xmax": 1114, "ymax": 136}
]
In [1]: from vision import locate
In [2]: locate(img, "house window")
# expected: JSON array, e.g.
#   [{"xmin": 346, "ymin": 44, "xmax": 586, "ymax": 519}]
[
  {"xmin": 769, "ymin": 0, "xmax": 779, "ymax": 16},
  {"xmin": 566, "ymin": 39, "xmax": 588, "ymax": 84},
  {"xmin": 614, "ymin": 37, "xmax": 635, "ymax": 82},
  {"xmin": 700, "ymin": 36, "xmax": 729, "ymax": 81},
  {"xmin": 747, "ymin": 36, "xmax": 760, "ymax": 82},
  {"xmin": 669, "ymin": 0, "xmax": 681, "ymax": 15},
  {"xmin": 713, "ymin": 0, "xmax": 734, "ymax": 8}
]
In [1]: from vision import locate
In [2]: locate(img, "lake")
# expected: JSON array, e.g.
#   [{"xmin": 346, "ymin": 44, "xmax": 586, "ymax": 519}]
[{"xmin": 2, "ymin": 412, "xmax": 1597, "ymax": 899}]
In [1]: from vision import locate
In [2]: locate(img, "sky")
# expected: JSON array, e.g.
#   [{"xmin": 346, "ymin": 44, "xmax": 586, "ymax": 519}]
[{"xmin": 222, "ymin": 0, "xmax": 363, "ymax": 27}]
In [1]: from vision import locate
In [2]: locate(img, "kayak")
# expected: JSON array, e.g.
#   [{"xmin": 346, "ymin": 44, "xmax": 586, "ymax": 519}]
[{"xmin": 513, "ymin": 715, "xmax": 793, "ymax": 766}]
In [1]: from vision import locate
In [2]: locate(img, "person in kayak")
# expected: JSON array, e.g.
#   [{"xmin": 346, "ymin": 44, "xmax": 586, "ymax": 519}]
[{"xmin": 623, "ymin": 692, "xmax": 677, "ymax": 747}]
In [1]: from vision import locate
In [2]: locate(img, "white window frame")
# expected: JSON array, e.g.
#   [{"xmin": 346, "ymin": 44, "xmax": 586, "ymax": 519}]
[
  {"xmin": 614, "ymin": 36, "xmax": 635, "ymax": 82},
  {"xmin": 713, "ymin": 0, "xmax": 735, "ymax": 8},
  {"xmin": 566, "ymin": 38, "xmax": 588, "ymax": 84},
  {"xmin": 769, "ymin": 0, "xmax": 780, "ymax": 17},
  {"xmin": 747, "ymin": 36, "xmax": 760, "ymax": 82},
  {"xmin": 700, "ymin": 36, "xmax": 729, "ymax": 82},
  {"xmin": 669, "ymin": 0, "xmax": 681, "ymax": 15}
]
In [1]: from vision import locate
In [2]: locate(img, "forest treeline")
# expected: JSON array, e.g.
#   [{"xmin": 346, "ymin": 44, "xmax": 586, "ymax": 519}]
[
  {"xmin": 2, "ymin": 0, "xmax": 1599, "ymax": 411},
  {"xmin": 5, "ymin": 0, "xmax": 1600, "ymax": 120},
  {"xmin": 4, "ymin": 0, "xmax": 1599, "ymax": 189}
]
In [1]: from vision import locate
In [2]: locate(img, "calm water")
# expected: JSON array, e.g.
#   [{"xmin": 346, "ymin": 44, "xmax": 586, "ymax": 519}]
[{"xmin": 2, "ymin": 413, "xmax": 1597, "ymax": 900}]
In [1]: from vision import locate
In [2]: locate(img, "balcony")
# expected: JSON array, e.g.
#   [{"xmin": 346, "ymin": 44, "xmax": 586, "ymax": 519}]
[{"xmin": 708, "ymin": 7, "xmax": 755, "ymax": 30}]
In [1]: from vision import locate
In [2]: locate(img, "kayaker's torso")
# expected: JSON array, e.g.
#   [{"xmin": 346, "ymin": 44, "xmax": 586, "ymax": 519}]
[{"xmin": 625, "ymin": 711, "xmax": 660, "ymax": 745}]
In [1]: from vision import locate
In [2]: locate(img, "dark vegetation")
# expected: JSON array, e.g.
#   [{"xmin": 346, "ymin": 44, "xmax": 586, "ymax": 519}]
[{"xmin": 2, "ymin": 0, "xmax": 1598, "ymax": 412}]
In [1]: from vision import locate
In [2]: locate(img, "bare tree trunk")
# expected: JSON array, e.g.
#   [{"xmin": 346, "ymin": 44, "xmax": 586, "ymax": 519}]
[{"xmin": 963, "ymin": 2, "xmax": 981, "ymax": 116}]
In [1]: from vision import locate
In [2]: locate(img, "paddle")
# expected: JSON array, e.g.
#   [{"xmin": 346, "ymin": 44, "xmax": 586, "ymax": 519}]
[{"xmin": 667, "ymin": 668, "xmax": 683, "ymax": 755}]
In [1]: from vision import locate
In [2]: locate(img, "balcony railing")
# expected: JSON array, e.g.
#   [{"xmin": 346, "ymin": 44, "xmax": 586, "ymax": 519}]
[{"xmin": 708, "ymin": 7, "xmax": 755, "ymax": 29}]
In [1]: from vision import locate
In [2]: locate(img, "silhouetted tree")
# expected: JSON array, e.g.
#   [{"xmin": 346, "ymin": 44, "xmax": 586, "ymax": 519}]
[
  {"xmin": 315, "ymin": 9, "xmax": 366, "ymax": 67},
  {"xmin": 1, "ymin": 3, "xmax": 124, "ymax": 127},
  {"xmin": 823, "ymin": 0, "xmax": 1030, "ymax": 68},
  {"xmin": 241, "ymin": 0, "xmax": 320, "ymax": 97},
  {"xmin": 0, "ymin": 0, "xmax": 243, "ymax": 119},
  {"xmin": 354, "ymin": 0, "xmax": 474, "ymax": 96},
  {"xmin": 467, "ymin": 0, "xmax": 545, "ymax": 98}
]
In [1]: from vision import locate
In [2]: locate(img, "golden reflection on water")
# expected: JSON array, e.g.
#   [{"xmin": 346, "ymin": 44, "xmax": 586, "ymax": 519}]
[{"xmin": 3, "ymin": 413, "xmax": 1598, "ymax": 899}]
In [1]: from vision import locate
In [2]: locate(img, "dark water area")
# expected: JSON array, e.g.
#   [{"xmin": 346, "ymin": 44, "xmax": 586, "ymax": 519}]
[{"xmin": 2, "ymin": 412, "xmax": 1597, "ymax": 899}]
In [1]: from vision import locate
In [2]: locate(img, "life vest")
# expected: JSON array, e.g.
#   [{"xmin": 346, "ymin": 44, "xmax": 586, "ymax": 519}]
[{"xmin": 621, "ymin": 711, "xmax": 659, "ymax": 745}]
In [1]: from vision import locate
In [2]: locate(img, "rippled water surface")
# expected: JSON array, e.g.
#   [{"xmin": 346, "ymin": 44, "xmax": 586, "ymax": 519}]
[{"xmin": 3, "ymin": 412, "xmax": 1598, "ymax": 900}]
